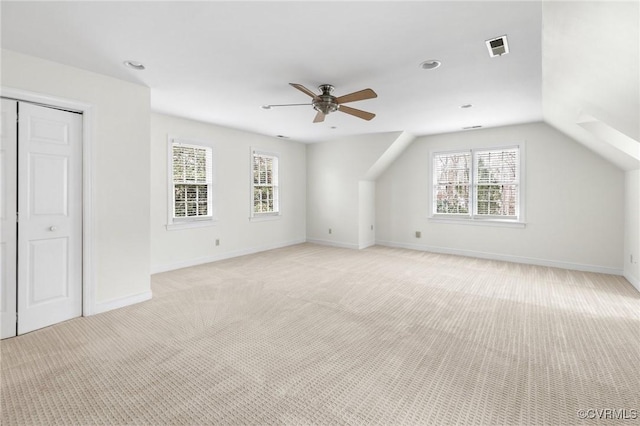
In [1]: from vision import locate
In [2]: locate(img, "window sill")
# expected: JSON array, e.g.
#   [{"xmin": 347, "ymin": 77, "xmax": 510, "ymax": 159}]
[
  {"xmin": 428, "ymin": 216, "xmax": 526, "ymax": 228},
  {"xmin": 249, "ymin": 213, "xmax": 281, "ymax": 222},
  {"xmin": 166, "ymin": 218, "xmax": 217, "ymax": 231}
]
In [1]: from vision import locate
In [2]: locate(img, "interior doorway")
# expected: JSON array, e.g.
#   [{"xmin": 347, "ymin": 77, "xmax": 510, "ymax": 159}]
[{"xmin": 1, "ymin": 98, "xmax": 83, "ymax": 338}]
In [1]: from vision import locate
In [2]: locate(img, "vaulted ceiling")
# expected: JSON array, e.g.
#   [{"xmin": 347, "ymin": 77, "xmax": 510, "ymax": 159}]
[{"xmin": 1, "ymin": 1, "xmax": 638, "ymax": 169}]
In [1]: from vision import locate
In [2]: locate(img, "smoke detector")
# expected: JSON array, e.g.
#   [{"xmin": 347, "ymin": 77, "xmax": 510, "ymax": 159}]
[{"xmin": 485, "ymin": 35, "xmax": 509, "ymax": 57}]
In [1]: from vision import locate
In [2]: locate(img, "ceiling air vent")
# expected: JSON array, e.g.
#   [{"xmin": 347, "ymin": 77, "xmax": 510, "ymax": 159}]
[{"xmin": 485, "ymin": 35, "xmax": 509, "ymax": 57}]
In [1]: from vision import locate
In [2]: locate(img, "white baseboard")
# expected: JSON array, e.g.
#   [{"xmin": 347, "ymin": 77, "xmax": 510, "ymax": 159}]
[
  {"xmin": 151, "ymin": 238, "xmax": 306, "ymax": 274},
  {"xmin": 623, "ymin": 271, "xmax": 640, "ymax": 292},
  {"xmin": 306, "ymin": 238, "xmax": 360, "ymax": 250},
  {"xmin": 376, "ymin": 240, "xmax": 624, "ymax": 276},
  {"xmin": 93, "ymin": 290, "xmax": 153, "ymax": 315}
]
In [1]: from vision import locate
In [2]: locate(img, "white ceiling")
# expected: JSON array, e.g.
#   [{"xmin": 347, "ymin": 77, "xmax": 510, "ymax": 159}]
[{"xmin": 1, "ymin": 1, "xmax": 543, "ymax": 143}]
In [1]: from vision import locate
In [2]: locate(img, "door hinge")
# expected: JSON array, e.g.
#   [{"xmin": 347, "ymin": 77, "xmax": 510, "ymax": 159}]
[{"xmin": 16, "ymin": 212, "xmax": 18, "ymax": 223}]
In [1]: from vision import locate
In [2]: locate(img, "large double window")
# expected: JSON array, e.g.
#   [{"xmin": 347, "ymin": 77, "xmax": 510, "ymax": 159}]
[
  {"xmin": 432, "ymin": 145, "xmax": 522, "ymax": 222},
  {"xmin": 168, "ymin": 139, "xmax": 214, "ymax": 228},
  {"xmin": 251, "ymin": 150, "xmax": 279, "ymax": 216}
]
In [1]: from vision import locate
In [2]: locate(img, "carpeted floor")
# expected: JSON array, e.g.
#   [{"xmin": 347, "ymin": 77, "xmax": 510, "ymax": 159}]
[{"xmin": 1, "ymin": 243, "xmax": 639, "ymax": 425}]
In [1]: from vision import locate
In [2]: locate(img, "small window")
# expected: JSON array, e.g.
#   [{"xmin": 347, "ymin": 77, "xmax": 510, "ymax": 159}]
[
  {"xmin": 433, "ymin": 151, "xmax": 471, "ymax": 214},
  {"xmin": 431, "ymin": 145, "xmax": 523, "ymax": 223},
  {"xmin": 168, "ymin": 139, "xmax": 214, "ymax": 228},
  {"xmin": 474, "ymin": 148, "xmax": 519, "ymax": 217},
  {"xmin": 251, "ymin": 150, "xmax": 279, "ymax": 216}
]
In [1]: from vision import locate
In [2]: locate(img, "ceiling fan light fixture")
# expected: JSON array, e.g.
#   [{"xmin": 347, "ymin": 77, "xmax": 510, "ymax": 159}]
[
  {"xmin": 286, "ymin": 82, "xmax": 377, "ymax": 122},
  {"xmin": 313, "ymin": 101, "xmax": 338, "ymax": 115},
  {"xmin": 312, "ymin": 84, "xmax": 339, "ymax": 115},
  {"xmin": 420, "ymin": 60, "xmax": 441, "ymax": 70}
]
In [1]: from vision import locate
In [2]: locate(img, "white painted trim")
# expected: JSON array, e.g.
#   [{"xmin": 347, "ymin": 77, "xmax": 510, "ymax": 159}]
[
  {"xmin": 306, "ymin": 238, "xmax": 360, "ymax": 250},
  {"xmin": 428, "ymin": 141, "xmax": 526, "ymax": 223},
  {"xmin": 376, "ymin": 239, "xmax": 624, "ymax": 276},
  {"xmin": 428, "ymin": 217, "xmax": 526, "ymax": 228},
  {"xmin": 359, "ymin": 241, "xmax": 375, "ymax": 250},
  {"xmin": 166, "ymin": 218, "xmax": 218, "ymax": 231},
  {"xmin": 151, "ymin": 238, "xmax": 306, "ymax": 274},
  {"xmin": 166, "ymin": 135, "xmax": 218, "ymax": 228},
  {"xmin": 93, "ymin": 291, "xmax": 153, "ymax": 315},
  {"xmin": 1, "ymin": 87, "xmax": 97, "ymax": 316},
  {"xmin": 250, "ymin": 147, "xmax": 281, "ymax": 218},
  {"xmin": 249, "ymin": 214, "xmax": 281, "ymax": 222},
  {"xmin": 623, "ymin": 272, "xmax": 640, "ymax": 293}
]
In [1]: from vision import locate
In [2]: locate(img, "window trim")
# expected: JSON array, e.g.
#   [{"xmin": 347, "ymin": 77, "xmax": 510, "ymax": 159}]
[
  {"xmin": 249, "ymin": 148, "xmax": 281, "ymax": 221},
  {"xmin": 428, "ymin": 142, "xmax": 526, "ymax": 227},
  {"xmin": 166, "ymin": 136, "xmax": 217, "ymax": 230}
]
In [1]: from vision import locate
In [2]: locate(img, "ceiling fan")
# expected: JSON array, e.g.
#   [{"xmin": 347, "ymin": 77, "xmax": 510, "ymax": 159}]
[{"xmin": 263, "ymin": 83, "xmax": 377, "ymax": 123}]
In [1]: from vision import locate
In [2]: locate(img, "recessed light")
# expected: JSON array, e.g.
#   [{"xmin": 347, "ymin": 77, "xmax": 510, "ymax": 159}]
[
  {"xmin": 462, "ymin": 125, "xmax": 483, "ymax": 130},
  {"xmin": 261, "ymin": 105, "xmax": 272, "ymax": 110},
  {"xmin": 330, "ymin": 126, "xmax": 337, "ymax": 129},
  {"xmin": 460, "ymin": 104, "xmax": 473, "ymax": 109},
  {"xmin": 419, "ymin": 60, "xmax": 441, "ymax": 70},
  {"xmin": 123, "ymin": 60, "xmax": 145, "ymax": 70},
  {"xmin": 276, "ymin": 135, "xmax": 289, "ymax": 139}
]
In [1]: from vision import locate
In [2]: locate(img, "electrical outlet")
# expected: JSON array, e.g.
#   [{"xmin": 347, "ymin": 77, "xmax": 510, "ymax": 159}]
[
  {"xmin": 415, "ymin": 231, "xmax": 421, "ymax": 238},
  {"xmin": 328, "ymin": 228, "xmax": 332, "ymax": 234},
  {"xmin": 215, "ymin": 239, "xmax": 220, "ymax": 246}
]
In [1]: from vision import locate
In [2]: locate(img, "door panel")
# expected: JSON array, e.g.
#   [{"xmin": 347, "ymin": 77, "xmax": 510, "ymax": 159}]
[
  {"xmin": 1, "ymin": 99, "xmax": 17, "ymax": 339},
  {"xmin": 30, "ymin": 154, "xmax": 69, "ymax": 216},
  {"xmin": 28, "ymin": 238, "xmax": 69, "ymax": 305},
  {"xmin": 17, "ymin": 103, "xmax": 82, "ymax": 335},
  {"xmin": 27, "ymin": 115, "xmax": 70, "ymax": 145}
]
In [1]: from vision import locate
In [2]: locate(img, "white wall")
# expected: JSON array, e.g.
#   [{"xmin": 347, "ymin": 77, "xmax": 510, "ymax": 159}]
[
  {"xmin": 358, "ymin": 180, "xmax": 375, "ymax": 249},
  {"xmin": 306, "ymin": 132, "xmax": 401, "ymax": 248},
  {"xmin": 1, "ymin": 49, "xmax": 151, "ymax": 308},
  {"xmin": 624, "ymin": 170, "xmax": 640, "ymax": 290},
  {"xmin": 150, "ymin": 113, "xmax": 306, "ymax": 273},
  {"xmin": 376, "ymin": 122, "xmax": 625, "ymax": 273}
]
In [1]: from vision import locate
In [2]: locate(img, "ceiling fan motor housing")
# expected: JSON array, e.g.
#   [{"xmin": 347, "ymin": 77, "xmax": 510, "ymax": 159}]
[{"xmin": 313, "ymin": 84, "xmax": 339, "ymax": 115}]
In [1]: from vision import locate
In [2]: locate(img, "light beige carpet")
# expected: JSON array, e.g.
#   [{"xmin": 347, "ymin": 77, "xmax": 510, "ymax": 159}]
[{"xmin": 1, "ymin": 243, "xmax": 639, "ymax": 425}]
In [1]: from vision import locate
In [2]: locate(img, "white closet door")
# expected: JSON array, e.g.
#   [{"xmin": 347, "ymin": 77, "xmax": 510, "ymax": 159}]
[
  {"xmin": 17, "ymin": 102, "xmax": 82, "ymax": 334},
  {"xmin": 1, "ymin": 99, "xmax": 18, "ymax": 339}
]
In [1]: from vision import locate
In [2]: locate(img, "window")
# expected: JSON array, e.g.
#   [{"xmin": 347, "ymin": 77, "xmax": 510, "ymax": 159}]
[
  {"xmin": 431, "ymin": 145, "xmax": 522, "ymax": 223},
  {"xmin": 251, "ymin": 150, "xmax": 279, "ymax": 216},
  {"xmin": 168, "ymin": 139, "xmax": 214, "ymax": 228}
]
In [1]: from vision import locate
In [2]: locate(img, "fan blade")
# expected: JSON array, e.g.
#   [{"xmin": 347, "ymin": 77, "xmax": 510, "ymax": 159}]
[
  {"xmin": 313, "ymin": 111, "xmax": 325, "ymax": 123},
  {"xmin": 338, "ymin": 105, "xmax": 376, "ymax": 121},
  {"xmin": 289, "ymin": 83, "xmax": 319, "ymax": 99},
  {"xmin": 335, "ymin": 88, "xmax": 377, "ymax": 104}
]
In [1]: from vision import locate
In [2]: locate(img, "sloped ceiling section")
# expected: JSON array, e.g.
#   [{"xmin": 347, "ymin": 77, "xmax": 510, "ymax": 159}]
[{"xmin": 542, "ymin": 0, "xmax": 640, "ymax": 170}]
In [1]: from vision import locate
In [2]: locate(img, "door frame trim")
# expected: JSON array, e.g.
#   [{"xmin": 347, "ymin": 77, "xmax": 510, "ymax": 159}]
[{"xmin": 1, "ymin": 86, "xmax": 96, "ymax": 316}]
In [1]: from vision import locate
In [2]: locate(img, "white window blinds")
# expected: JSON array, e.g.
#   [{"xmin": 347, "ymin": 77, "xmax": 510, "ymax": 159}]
[
  {"xmin": 433, "ymin": 151, "xmax": 471, "ymax": 214},
  {"xmin": 474, "ymin": 148, "xmax": 519, "ymax": 217},
  {"xmin": 252, "ymin": 151, "xmax": 279, "ymax": 214},
  {"xmin": 172, "ymin": 143, "xmax": 213, "ymax": 219},
  {"xmin": 432, "ymin": 146, "xmax": 521, "ymax": 220}
]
